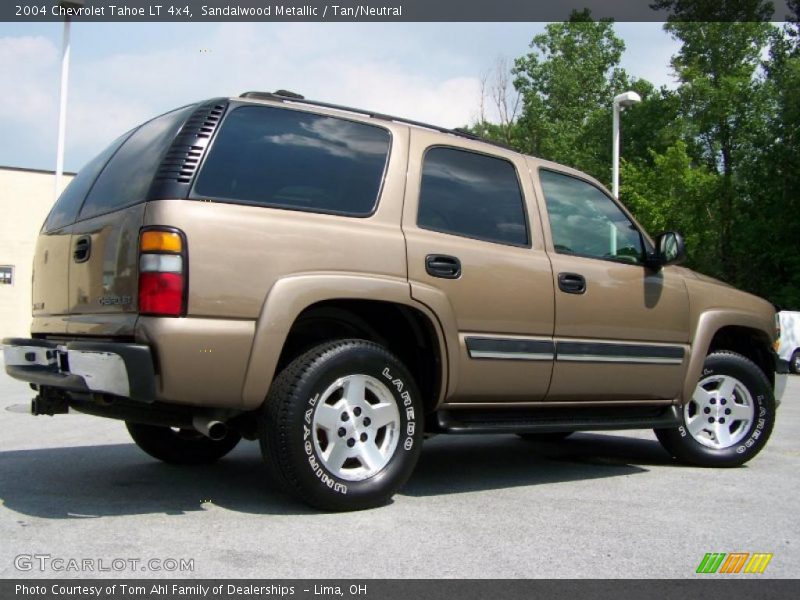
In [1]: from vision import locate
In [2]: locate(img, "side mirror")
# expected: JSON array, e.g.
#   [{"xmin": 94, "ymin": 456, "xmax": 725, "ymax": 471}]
[{"xmin": 654, "ymin": 231, "xmax": 686, "ymax": 267}]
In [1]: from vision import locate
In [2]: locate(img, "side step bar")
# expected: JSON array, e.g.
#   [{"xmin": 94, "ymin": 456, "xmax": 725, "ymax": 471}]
[{"xmin": 437, "ymin": 405, "xmax": 681, "ymax": 434}]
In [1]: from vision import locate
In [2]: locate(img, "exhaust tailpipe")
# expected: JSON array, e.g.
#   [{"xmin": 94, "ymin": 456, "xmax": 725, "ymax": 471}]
[{"xmin": 192, "ymin": 416, "xmax": 228, "ymax": 441}]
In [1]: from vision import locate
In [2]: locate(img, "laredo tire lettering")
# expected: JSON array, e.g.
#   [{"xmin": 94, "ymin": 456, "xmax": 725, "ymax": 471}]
[{"xmin": 383, "ymin": 367, "xmax": 416, "ymax": 451}]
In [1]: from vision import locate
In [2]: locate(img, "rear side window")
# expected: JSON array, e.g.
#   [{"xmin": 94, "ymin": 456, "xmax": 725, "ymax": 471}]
[
  {"xmin": 44, "ymin": 131, "xmax": 132, "ymax": 231},
  {"xmin": 78, "ymin": 105, "xmax": 195, "ymax": 221},
  {"xmin": 417, "ymin": 147, "xmax": 528, "ymax": 246},
  {"xmin": 194, "ymin": 106, "xmax": 391, "ymax": 216}
]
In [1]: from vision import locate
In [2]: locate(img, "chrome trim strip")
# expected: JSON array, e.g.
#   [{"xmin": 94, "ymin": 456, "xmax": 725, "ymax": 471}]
[
  {"xmin": 469, "ymin": 350, "xmax": 554, "ymax": 361},
  {"xmin": 557, "ymin": 354, "xmax": 684, "ymax": 365},
  {"xmin": 464, "ymin": 334, "xmax": 686, "ymax": 364}
]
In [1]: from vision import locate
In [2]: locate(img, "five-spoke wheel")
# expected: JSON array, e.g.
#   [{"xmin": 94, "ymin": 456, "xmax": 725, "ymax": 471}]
[
  {"xmin": 656, "ymin": 351, "xmax": 775, "ymax": 467},
  {"xmin": 683, "ymin": 374, "xmax": 755, "ymax": 449},
  {"xmin": 312, "ymin": 374, "xmax": 401, "ymax": 481},
  {"xmin": 260, "ymin": 339, "xmax": 424, "ymax": 511}
]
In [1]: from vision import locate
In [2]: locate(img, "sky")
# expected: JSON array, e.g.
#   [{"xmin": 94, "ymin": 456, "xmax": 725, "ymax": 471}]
[{"xmin": 0, "ymin": 21, "xmax": 680, "ymax": 172}]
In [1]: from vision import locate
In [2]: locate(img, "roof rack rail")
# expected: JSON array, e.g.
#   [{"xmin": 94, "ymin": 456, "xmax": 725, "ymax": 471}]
[{"xmin": 238, "ymin": 90, "xmax": 512, "ymax": 150}]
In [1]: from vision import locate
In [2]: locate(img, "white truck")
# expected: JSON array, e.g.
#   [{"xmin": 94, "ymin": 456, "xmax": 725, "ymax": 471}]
[{"xmin": 778, "ymin": 311, "xmax": 800, "ymax": 374}]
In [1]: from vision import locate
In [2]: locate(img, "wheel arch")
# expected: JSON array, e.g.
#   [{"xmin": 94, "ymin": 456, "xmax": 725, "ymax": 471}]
[
  {"xmin": 241, "ymin": 274, "xmax": 448, "ymax": 413},
  {"xmin": 683, "ymin": 310, "xmax": 776, "ymax": 403}
]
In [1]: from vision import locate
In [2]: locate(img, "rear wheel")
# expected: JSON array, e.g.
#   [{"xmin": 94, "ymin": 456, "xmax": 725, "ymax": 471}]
[
  {"xmin": 655, "ymin": 351, "xmax": 774, "ymax": 467},
  {"xmin": 126, "ymin": 422, "xmax": 241, "ymax": 465},
  {"xmin": 260, "ymin": 339, "xmax": 424, "ymax": 511},
  {"xmin": 791, "ymin": 349, "xmax": 800, "ymax": 374}
]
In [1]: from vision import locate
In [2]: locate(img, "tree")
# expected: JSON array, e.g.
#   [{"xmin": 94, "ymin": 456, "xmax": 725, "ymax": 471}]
[
  {"xmin": 472, "ymin": 57, "xmax": 522, "ymax": 147},
  {"xmin": 511, "ymin": 9, "xmax": 629, "ymax": 181},
  {"xmin": 621, "ymin": 141, "xmax": 720, "ymax": 276},
  {"xmin": 653, "ymin": 0, "xmax": 774, "ymax": 282},
  {"xmin": 736, "ymin": 5, "xmax": 800, "ymax": 308}
]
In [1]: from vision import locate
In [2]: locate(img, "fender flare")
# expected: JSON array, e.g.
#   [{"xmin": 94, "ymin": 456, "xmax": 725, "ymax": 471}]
[
  {"xmin": 240, "ymin": 273, "xmax": 452, "ymax": 410},
  {"xmin": 682, "ymin": 309, "xmax": 775, "ymax": 403}
]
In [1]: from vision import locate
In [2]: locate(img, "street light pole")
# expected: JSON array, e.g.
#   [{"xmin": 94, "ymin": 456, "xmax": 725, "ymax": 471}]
[
  {"xmin": 54, "ymin": 0, "xmax": 84, "ymax": 201},
  {"xmin": 612, "ymin": 91, "xmax": 641, "ymax": 198},
  {"xmin": 54, "ymin": 16, "xmax": 71, "ymax": 201}
]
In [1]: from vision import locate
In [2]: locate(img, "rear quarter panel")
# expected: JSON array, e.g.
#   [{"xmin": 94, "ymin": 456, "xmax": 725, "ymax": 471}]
[{"xmin": 137, "ymin": 123, "xmax": 412, "ymax": 407}]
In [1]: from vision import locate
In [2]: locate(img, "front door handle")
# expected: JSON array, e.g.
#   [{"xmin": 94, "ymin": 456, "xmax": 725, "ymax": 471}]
[
  {"xmin": 73, "ymin": 235, "xmax": 92, "ymax": 263},
  {"xmin": 558, "ymin": 272, "xmax": 586, "ymax": 294},
  {"xmin": 426, "ymin": 254, "xmax": 461, "ymax": 279}
]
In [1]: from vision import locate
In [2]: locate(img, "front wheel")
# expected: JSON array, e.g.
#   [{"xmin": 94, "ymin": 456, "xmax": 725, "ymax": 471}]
[
  {"xmin": 791, "ymin": 349, "xmax": 800, "ymax": 374},
  {"xmin": 126, "ymin": 422, "xmax": 241, "ymax": 465},
  {"xmin": 655, "ymin": 351, "xmax": 775, "ymax": 467},
  {"xmin": 260, "ymin": 339, "xmax": 424, "ymax": 511}
]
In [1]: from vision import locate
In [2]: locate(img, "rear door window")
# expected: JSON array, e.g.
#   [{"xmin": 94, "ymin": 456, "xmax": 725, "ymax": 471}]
[
  {"xmin": 417, "ymin": 147, "xmax": 529, "ymax": 246},
  {"xmin": 193, "ymin": 106, "xmax": 391, "ymax": 216},
  {"xmin": 77, "ymin": 105, "xmax": 195, "ymax": 222}
]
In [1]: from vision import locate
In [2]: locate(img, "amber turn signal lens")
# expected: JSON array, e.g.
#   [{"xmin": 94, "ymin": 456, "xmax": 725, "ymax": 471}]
[{"xmin": 140, "ymin": 231, "xmax": 182, "ymax": 253}]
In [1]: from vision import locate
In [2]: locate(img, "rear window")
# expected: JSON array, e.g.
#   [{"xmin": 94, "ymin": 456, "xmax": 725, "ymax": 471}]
[
  {"xmin": 77, "ymin": 105, "xmax": 195, "ymax": 222},
  {"xmin": 44, "ymin": 131, "xmax": 132, "ymax": 232},
  {"xmin": 193, "ymin": 106, "xmax": 391, "ymax": 216}
]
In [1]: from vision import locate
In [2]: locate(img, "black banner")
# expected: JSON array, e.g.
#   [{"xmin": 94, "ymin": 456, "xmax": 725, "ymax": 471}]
[
  {"xmin": 2, "ymin": 0, "xmax": 797, "ymax": 23},
  {"xmin": 4, "ymin": 580, "xmax": 800, "ymax": 600}
]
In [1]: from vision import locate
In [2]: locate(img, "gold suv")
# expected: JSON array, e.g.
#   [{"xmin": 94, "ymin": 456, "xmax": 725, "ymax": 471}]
[{"xmin": 3, "ymin": 90, "xmax": 789, "ymax": 511}]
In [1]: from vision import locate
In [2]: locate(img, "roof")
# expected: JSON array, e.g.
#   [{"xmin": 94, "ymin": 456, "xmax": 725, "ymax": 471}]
[{"xmin": 238, "ymin": 90, "xmax": 512, "ymax": 151}]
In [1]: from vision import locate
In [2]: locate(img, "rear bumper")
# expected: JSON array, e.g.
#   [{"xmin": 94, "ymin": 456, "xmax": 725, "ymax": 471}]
[{"xmin": 2, "ymin": 338, "xmax": 156, "ymax": 402}]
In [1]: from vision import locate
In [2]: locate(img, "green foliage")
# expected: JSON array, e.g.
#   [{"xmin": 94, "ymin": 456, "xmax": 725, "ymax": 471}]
[
  {"xmin": 471, "ymin": 3, "xmax": 800, "ymax": 307},
  {"xmin": 621, "ymin": 142, "xmax": 720, "ymax": 276},
  {"xmin": 735, "ymin": 13, "xmax": 800, "ymax": 308},
  {"xmin": 511, "ymin": 9, "xmax": 628, "ymax": 179}
]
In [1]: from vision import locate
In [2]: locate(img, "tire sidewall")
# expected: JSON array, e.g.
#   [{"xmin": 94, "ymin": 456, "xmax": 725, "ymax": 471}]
[
  {"xmin": 677, "ymin": 354, "xmax": 774, "ymax": 464},
  {"xmin": 284, "ymin": 343, "xmax": 423, "ymax": 509}
]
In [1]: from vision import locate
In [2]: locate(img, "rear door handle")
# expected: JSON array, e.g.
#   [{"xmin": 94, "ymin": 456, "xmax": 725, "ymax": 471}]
[
  {"xmin": 558, "ymin": 272, "xmax": 586, "ymax": 294},
  {"xmin": 73, "ymin": 235, "xmax": 92, "ymax": 263},
  {"xmin": 425, "ymin": 254, "xmax": 461, "ymax": 279}
]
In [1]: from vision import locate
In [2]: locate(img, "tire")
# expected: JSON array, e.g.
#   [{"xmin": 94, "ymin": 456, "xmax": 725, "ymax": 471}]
[
  {"xmin": 791, "ymin": 350, "xmax": 800, "ymax": 374},
  {"xmin": 260, "ymin": 339, "xmax": 424, "ymax": 511},
  {"xmin": 126, "ymin": 422, "xmax": 241, "ymax": 465},
  {"xmin": 517, "ymin": 431, "xmax": 573, "ymax": 442},
  {"xmin": 655, "ymin": 351, "xmax": 775, "ymax": 467}
]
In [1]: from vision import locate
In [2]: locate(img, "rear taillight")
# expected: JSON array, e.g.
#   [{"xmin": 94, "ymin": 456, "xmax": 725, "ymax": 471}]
[{"xmin": 138, "ymin": 228, "xmax": 186, "ymax": 317}]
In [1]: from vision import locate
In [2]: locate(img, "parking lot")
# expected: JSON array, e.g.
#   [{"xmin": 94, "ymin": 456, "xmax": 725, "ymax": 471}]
[{"xmin": 0, "ymin": 360, "xmax": 797, "ymax": 579}]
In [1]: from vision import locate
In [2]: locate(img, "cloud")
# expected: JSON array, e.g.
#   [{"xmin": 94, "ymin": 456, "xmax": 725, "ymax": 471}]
[
  {"xmin": 0, "ymin": 22, "xmax": 678, "ymax": 172},
  {"xmin": 0, "ymin": 23, "xmax": 486, "ymax": 171},
  {"xmin": 0, "ymin": 35, "xmax": 59, "ymax": 135}
]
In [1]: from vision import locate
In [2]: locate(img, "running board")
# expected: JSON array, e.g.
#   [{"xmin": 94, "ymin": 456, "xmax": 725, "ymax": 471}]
[{"xmin": 436, "ymin": 405, "xmax": 681, "ymax": 434}]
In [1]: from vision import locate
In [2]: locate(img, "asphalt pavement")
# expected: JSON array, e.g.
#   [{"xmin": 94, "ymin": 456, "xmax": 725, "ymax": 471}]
[{"xmin": 1, "ymin": 359, "xmax": 797, "ymax": 579}]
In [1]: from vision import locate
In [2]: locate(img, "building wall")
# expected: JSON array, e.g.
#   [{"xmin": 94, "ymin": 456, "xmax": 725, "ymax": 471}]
[{"xmin": 0, "ymin": 168, "xmax": 73, "ymax": 338}]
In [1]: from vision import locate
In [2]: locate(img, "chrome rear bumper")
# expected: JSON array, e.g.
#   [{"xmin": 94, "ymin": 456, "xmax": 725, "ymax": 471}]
[{"xmin": 3, "ymin": 338, "xmax": 156, "ymax": 402}]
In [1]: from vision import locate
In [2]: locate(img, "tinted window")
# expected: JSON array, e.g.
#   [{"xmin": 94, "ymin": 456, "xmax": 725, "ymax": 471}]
[
  {"xmin": 194, "ymin": 106, "xmax": 391, "ymax": 216},
  {"xmin": 78, "ymin": 105, "xmax": 194, "ymax": 221},
  {"xmin": 539, "ymin": 169, "xmax": 644, "ymax": 264},
  {"xmin": 417, "ymin": 147, "xmax": 528, "ymax": 246},
  {"xmin": 44, "ymin": 131, "xmax": 132, "ymax": 231}
]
